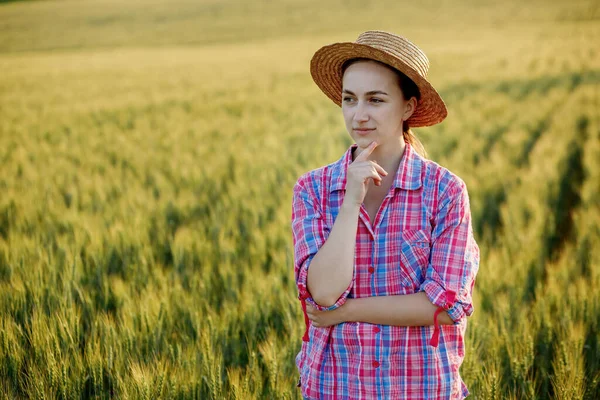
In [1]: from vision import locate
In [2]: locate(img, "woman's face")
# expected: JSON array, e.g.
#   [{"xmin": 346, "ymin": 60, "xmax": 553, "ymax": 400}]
[{"xmin": 341, "ymin": 60, "xmax": 415, "ymax": 150}]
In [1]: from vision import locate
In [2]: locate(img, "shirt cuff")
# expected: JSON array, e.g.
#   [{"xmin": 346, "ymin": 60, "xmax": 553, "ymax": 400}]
[
  {"xmin": 297, "ymin": 257, "xmax": 353, "ymax": 312},
  {"xmin": 302, "ymin": 285, "xmax": 352, "ymax": 312},
  {"xmin": 420, "ymin": 279, "xmax": 467, "ymax": 324}
]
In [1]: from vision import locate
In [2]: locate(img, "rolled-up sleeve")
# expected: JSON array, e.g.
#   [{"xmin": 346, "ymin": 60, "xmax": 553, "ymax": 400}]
[
  {"xmin": 419, "ymin": 180, "xmax": 480, "ymax": 324},
  {"xmin": 291, "ymin": 176, "xmax": 352, "ymax": 312}
]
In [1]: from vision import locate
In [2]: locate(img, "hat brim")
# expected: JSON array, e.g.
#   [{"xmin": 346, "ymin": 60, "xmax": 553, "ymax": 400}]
[{"xmin": 310, "ymin": 42, "xmax": 448, "ymax": 128}]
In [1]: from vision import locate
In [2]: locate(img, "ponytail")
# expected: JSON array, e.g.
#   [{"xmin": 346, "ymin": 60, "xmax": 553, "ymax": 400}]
[{"xmin": 403, "ymin": 122, "xmax": 427, "ymax": 159}]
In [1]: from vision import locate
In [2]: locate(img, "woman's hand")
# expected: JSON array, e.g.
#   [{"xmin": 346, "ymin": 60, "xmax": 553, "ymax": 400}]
[
  {"xmin": 306, "ymin": 300, "xmax": 352, "ymax": 327},
  {"xmin": 345, "ymin": 141, "xmax": 388, "ymax": 206}
]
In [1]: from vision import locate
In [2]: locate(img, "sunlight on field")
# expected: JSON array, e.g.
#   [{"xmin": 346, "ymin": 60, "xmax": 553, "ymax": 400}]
[{"xmin": 0, "ymin": 0, "xmax": 599, "ymax": 398}]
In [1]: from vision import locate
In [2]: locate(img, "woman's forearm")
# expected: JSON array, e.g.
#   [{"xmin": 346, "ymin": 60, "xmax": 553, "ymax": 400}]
[
  {"xmin": 342, "ymin": 291, "xmax": 455, "ymax": 326},
  {"xmin": 307, "ymin": 201, "xmax": 360, "ymax": 307}
]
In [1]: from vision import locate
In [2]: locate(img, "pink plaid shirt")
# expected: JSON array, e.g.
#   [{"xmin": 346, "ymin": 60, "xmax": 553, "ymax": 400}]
[{"xmin": 291, "ymin": 140, "xmax": 480, "ymax": 399}]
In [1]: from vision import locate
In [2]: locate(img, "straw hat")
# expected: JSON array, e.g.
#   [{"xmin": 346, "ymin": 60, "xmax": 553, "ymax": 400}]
[{"xmin": 310, "ymin": 30, "xmax": 447, "ymax": 127}]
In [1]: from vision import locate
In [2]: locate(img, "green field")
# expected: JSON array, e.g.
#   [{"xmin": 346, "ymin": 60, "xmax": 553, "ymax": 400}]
[{"xmin": 1, "ymin": 0, "xmax": 599, "ymax": 398}]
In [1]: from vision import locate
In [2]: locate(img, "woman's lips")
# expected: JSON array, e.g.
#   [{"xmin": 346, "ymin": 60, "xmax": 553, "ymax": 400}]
[{"xmin": 354, "ymin": 128, "xmax": 375, "ymax": 135}]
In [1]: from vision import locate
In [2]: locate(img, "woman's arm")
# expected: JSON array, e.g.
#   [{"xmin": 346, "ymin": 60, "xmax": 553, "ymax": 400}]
[
  {"xmin": 300, "ymin": 141, "xmax": 387, "ymax": 308},
  {"xmin": 306, "ymin": 292, "xmax": 455, "ymax": 327},
  {"xmin": 306, "ymin": 201, "xmax": 360, "ymax": 307}
]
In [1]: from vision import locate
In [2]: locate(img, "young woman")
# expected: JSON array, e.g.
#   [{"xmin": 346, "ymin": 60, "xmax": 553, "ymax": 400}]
[{"xmin": 291, "ymin": 31, "xmax": 480, "ymax": 399}]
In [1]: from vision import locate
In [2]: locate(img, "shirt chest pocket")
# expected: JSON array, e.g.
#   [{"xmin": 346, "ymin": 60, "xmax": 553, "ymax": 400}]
[{"xmin": 389, "ymin": 228, "xmax": 431, "ymax": 292}]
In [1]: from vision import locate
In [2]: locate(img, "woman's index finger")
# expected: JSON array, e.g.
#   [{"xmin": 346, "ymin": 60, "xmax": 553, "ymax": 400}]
[{"xmin": 354, "ymin": 141, "xmax": 378, "ymax": 162}]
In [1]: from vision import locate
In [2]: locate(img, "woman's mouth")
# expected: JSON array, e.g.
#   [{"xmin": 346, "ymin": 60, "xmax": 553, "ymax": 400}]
[{"xmin": 354, "ymin": 128, "xmax": 375, "ymax": 135}]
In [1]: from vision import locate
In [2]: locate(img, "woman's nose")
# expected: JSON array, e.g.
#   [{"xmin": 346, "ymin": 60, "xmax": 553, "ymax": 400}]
[{"xmin": 353, "ymin": 101, "xmax": 369, "ymax": 122}]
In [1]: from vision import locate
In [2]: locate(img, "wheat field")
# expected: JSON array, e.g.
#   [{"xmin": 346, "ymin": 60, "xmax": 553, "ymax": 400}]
[{"xmin": 0, "ymin": 0, "xmax": 599, "ymax": 398}]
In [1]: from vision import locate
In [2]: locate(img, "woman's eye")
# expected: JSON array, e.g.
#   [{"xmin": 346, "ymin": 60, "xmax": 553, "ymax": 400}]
[
  {"xmin": 371, "ymin": 98, "xmax": 383, "ymax": 103},
  {"xmin": 342, "ymin": 97, "xmax": 354, "ymax": 102}
]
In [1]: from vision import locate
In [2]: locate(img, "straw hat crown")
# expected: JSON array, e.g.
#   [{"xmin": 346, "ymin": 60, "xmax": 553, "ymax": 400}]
[
  {"xmin": 310, "ymin": 30, "xmax": 447, "ymax": 127},
  {"xmin": 355, "ymin": 31, "xmax": 429, "ymax": 78}
]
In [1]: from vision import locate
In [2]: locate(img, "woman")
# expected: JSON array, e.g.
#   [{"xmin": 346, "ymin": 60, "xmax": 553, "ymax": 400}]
[{"xmin": 291, "ymin": 31, "xmax": 480, "ymax": 399}]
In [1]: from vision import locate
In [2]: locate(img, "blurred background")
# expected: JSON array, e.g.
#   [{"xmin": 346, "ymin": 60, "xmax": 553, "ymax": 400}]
[{"xmin": 0, "ymin": 0, "xmax": 599, "ymax": 398}]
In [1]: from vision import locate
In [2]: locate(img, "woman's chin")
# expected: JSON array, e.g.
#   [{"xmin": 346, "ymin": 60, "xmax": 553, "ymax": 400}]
[{"xmin": 354, "ymin": 137, "xmax": 378, "ymax": 148}]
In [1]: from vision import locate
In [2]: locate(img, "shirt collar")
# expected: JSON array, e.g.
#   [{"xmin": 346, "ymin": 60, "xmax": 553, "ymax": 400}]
[{"xmin": 329, "ymin": 139, "xmax": 423, "ymax": 193}]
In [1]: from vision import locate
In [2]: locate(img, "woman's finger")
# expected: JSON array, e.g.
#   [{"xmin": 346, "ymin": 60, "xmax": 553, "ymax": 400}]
[
  {"xmin": 371, "ymin": 161, "xmax": 388, "ymax": 176},
  {"xmin": 352, "ymin": 164, "xmax": 385, "ymax": 186},
  {"xmin": 367, "ymin": 167, "xmax": 383, "ymax": 185},
  {"xmin": 354, "ymin": 141, "xmax": 378, "ymax": 163}
]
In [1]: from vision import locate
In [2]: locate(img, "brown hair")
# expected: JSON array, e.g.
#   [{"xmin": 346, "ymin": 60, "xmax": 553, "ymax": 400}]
[{"xmin": 341, "ymin": 58, "xmax": 428, "ymax": 159}]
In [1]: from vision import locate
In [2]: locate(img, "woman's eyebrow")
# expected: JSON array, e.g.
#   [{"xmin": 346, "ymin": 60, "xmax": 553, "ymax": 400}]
[{"xmin": 342, "ymin": 89, "xmax": 389, "ymax": 96}]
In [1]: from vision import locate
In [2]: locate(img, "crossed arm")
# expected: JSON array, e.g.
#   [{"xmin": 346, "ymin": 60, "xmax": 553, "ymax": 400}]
[{"xmin": 306, "ymin": 291, "xmax": 455, "ymax": 328}]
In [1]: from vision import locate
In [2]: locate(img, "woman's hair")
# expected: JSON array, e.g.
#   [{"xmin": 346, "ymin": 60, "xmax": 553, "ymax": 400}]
[{"xmin": 341, "ymin": 58, "xmax": 428, "ymax": 159}]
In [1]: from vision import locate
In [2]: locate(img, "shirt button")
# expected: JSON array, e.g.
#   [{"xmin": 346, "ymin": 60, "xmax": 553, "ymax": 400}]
[
  {"xmin": 368, "ymin": 266, "xmax": 375, "ymax": 274},
  {"xmin": 372, "ymin": 361, "xmax": 380, "ymax": 368},
  {"xmin": 373, "ymin": 326, "xmax": 381, "ymax": 333}
]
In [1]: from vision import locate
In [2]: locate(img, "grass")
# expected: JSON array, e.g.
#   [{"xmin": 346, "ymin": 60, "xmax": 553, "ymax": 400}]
[{"xmin": 0, "ymin": 0, "xmax": 599, "ymax": 398}]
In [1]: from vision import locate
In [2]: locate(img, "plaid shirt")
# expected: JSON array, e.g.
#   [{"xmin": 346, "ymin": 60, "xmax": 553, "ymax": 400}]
[{"xmin": 291, "ymin": 140, "xmax": 480, "ymax": 399}]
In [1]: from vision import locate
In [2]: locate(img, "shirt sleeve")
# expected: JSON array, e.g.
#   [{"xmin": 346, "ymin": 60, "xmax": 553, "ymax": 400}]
[
  {"xmin": 419, "ymin": 180, "xmax": 480, "ymax": 324},
  {"xmin": 291, "ymin": 176, "xmax": 353, "ymax": 312}
]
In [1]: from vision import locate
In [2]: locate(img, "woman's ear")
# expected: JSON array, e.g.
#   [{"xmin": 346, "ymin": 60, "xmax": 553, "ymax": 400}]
[{"xmin": 403, "ymin": 96, "xmax": 417, "ymax": 121}]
